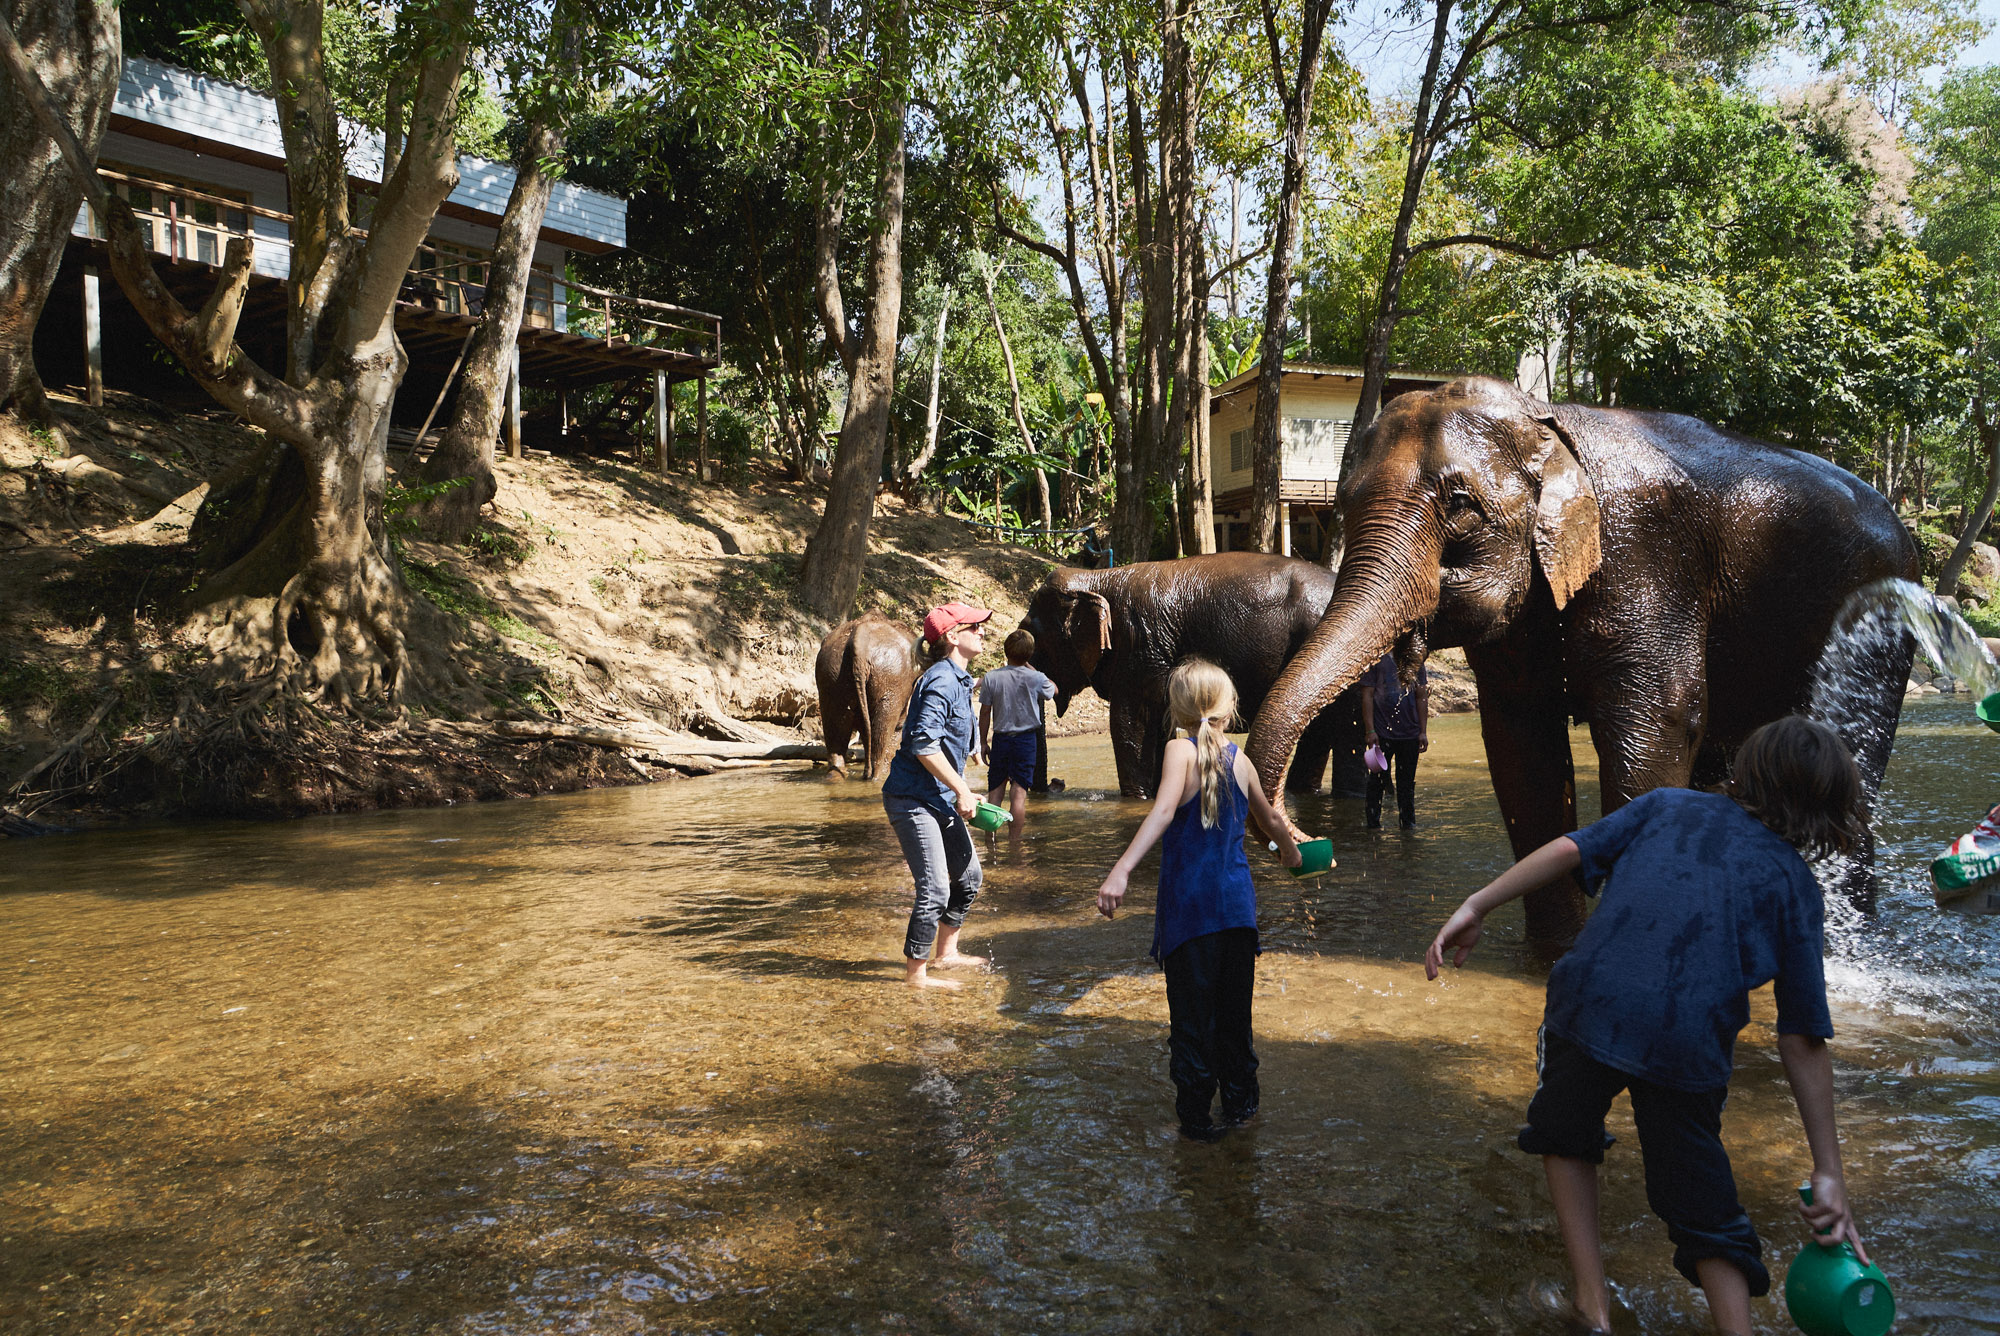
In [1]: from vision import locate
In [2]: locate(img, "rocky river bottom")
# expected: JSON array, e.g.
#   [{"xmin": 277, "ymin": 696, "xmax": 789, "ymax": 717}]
[{"xmin": 2, "ymin": 702, "xmax": 1996, "ymax": 1334}]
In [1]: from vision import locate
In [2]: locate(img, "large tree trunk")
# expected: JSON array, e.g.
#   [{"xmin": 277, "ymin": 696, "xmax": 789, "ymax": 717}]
[
  {"xmin": 0, "ymin": 0, "xmax": 118, "ymax": 421},
  {"xmin": 418, "ymin": 95, "xmax": 568, "ymax": 539},
  {"xmin": 3, "ymin": 0, "xmax": 472, "ymax": 704},
  {"xmin": 798, "ymin": 73, "xmax": 907, "ymax": 620},
  {"xmin": 1184, "ymin": 232, "xmax": 1215, "ymax": 555},
  {"xmin": 1247, "ymin": 0, "xmax": 1334, "ymax": 555},
  {"xmin": 1938, "ymin": 377, "xmax": 1999, "ymax": 600},
  {"xmin": 905, "ymin": 284, "xmax": 950, "ymax": 485}
]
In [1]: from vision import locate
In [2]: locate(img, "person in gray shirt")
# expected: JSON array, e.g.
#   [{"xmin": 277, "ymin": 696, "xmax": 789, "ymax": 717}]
[{"xmin": 980, "ymin": 630, "xmax": 1058, "ymax": 828}]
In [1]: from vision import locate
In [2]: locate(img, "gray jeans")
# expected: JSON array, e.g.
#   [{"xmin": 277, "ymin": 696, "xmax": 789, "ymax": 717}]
[{"xmin": 884, "ymin": 793, "xmax": 983, "ymax": 960}]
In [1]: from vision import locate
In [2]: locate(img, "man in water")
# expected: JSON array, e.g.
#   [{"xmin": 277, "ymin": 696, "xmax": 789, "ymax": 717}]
[{"xmin": 1361, "ymin": 652, "xmax": 1428, "ymax": 830}]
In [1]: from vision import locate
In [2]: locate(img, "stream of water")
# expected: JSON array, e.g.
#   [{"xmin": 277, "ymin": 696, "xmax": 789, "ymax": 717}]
[{"xmin": 2, "ymin": 702, "xmax": 1996, "ymax": 1334}]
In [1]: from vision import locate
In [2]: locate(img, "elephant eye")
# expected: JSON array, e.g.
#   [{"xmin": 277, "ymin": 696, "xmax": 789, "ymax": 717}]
[{"xmin": 1443, "ymin": 488, "xmax": 1484, "ymax": 537}]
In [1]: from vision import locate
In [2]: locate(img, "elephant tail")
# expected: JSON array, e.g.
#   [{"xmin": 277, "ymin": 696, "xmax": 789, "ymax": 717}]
[{"xmin": 847, "ymin": 635, "xmax": 874, "ymax": 768}]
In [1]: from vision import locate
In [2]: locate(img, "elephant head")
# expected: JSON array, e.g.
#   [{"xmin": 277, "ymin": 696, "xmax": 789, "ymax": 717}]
[
  {"xmin": 1019, "ymin": 572, "xmax": 1115, "ymax": 716},
  {"xmin": 1247, "ymin": 376, "xmax": 1602, "ymax": 786}
]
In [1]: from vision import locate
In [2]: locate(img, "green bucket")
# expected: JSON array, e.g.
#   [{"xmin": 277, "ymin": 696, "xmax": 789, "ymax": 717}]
[
  {"xmin": 969, "ymin": 801, "xmax": 1012, "ymax": 833},
  {"xmin": 1978, "ymin": 691, "xmax": 2000, "ymax": 733},
  {"xmin": 1289, "ymin": 838, "xmax": 1336, "ymax": 879},
  {"xmin": 1784, "ymin": 1186, "xmax": 1894, "ymax": 1336}
]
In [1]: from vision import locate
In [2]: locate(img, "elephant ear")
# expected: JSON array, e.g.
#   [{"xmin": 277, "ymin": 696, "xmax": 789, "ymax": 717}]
[
  {"xmin": 1064, "ymin": 590, "xmax": 1114, "ymax": 679},
  {"xmin": 1530, "ymin": 412, "xmax": 1602, "ymax": 611}
]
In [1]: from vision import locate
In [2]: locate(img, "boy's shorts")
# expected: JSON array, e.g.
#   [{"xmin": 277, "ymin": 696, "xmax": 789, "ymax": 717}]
[
  {"xmin": 1518, "ymin": 1028, "xmax": 1769, "ymax": 1296},
  {"xmin": 987, "ymin": 729, "xmax": 1036, "ymax": 791}
]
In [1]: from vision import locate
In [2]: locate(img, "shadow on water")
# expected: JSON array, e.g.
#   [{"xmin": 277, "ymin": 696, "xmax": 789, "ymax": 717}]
[{"xmin": 0, "ymin": 711, "xmax": 1995, "ymax": 1332}]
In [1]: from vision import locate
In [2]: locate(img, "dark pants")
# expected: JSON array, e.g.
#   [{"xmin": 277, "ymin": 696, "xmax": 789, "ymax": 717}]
[
  {"xmin": 884, "ymin": 794, "xmax": 982, "ymax": 960},
  {"xmin": 1519, "ymin": 1029, "xmax": 1769, "ymax": 1295},
  {"xmin": 1366, "ymin": 736, "xmax": 1421, "ymax": 826},
  {"xmin": 1162, "ymin": 928, "xmax": 1259, "ymax": 1133}
]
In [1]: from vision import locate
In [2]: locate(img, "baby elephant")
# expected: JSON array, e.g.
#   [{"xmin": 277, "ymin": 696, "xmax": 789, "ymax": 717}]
[{"xmin": 815, "ymin": 613, "xmax": 920, "ymax": 780}]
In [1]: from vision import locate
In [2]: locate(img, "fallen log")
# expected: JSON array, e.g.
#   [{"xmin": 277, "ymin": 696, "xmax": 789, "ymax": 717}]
[{"xmin": 493, "ymin": 719, "xmax": 826, "ymax": 761}]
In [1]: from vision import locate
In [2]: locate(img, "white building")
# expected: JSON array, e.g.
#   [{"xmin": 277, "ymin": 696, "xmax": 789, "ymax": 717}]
[
  {"xmin": 42, "ymin": 58, "xmax": 718, "ymax": 460},
  {"xmin": 1208, "ymin": 362, "xmax": 1459, "ymax": 560}
]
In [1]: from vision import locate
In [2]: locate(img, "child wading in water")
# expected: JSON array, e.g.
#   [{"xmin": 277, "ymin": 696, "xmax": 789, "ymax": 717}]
[
  {"xmin": 980, "ymin": 629, "xmax": 1058, "ymax": 829},
  {"xmin": 1097, "ymin": 661, "xmax": 1302, "ymax": 1140},
  {"xmin": 1427, "ymin": 716, "xmax": 1871, "ymax": 1335}
]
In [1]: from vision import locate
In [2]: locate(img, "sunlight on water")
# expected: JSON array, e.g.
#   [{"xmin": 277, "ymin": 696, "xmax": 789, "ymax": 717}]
[{"xmin": 0, "ymin": 711, "xmax": 1994, "ymax": 1333}]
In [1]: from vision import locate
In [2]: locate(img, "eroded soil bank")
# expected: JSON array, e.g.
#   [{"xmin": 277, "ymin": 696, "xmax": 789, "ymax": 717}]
[{"xmin": 0, "ymin": 392, "xmax": 1067, "ymax": 826}]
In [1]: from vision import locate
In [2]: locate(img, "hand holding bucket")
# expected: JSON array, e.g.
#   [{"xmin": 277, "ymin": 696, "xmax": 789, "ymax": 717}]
[
  {"xmin": 1364, "ymin": 743, "xmax": 1388, "ymax": 773},
  {"xmin": 1785, "ymin": 1185, "xmax": 1893, "ymax": 1336}
]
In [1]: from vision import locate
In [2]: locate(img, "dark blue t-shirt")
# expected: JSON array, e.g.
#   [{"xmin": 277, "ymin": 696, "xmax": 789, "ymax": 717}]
[
  {"xmin": 1548, "ymin": 787, "xmax": 1833, "ymax": 1092},
  {"xmin": 882, "ymin": 658, "xmax": 979, "ymax": 813}
]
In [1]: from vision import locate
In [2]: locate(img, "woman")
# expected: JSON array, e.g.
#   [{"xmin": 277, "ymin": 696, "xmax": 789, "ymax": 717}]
[{"xmin": 881, "ymin": 601, "xmax": 993, "ymax": 989}]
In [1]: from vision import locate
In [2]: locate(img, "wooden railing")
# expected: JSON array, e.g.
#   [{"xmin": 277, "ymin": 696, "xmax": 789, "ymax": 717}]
[{"xmin": 88, "ymin": 168, "xmax": 721, "ymax": 363}]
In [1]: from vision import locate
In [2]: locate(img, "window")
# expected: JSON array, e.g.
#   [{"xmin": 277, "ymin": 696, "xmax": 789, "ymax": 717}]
[
  {"xmin": 1229, "ymin": 428, "xmax": 1248, "ymax": 473},
  {"xmin": 1283, "ymin": 418, "xmax": 1352, "ymax": 482}
]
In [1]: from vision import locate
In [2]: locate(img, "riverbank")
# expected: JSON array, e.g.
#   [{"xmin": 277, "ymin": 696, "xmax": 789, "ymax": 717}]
[{"xmin": 0, "ymin": 392, "xmax": 1057, "ymax": 827}]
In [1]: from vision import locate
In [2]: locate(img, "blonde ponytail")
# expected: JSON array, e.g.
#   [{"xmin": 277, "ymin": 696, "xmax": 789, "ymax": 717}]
[{"xmin": 1167, "ymin": 660, "xmax": 1240, "ymax": 829}]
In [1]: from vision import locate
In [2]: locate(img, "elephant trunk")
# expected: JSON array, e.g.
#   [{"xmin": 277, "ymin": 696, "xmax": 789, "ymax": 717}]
[{"xmin": 1246, "ymin": 513, "xmax": 1443, "ymax": 800}]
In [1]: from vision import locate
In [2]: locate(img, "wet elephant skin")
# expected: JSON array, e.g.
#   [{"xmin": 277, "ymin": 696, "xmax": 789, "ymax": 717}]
[
  {"xmin": 1019, "ymin": 553, "xmax": 1361, "ymax": 799},
  {"xmin": 815, "ymin": 613, "xmax": 918, "ymax": 781},
  {"xmin": 1246, "ymin": 376, "xmax": 1919, "ymax": 949}
]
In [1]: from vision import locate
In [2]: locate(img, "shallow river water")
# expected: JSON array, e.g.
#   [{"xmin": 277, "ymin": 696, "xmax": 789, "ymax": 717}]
[{"xmin": 2, "ymin": 700, "xmax": 1996, "ymax": 1335}]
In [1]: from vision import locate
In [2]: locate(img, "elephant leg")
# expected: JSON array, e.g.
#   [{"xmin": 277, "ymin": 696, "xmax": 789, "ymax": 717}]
[
  {"xmin": 1466, "ymin": 631, "xmax": 1586, "ymax": 951},
  {"xmin": 1583, "ymin": 649, "xmax": 1709, "ymax": 810},
  {"xmin": 1140, "ymin": 704, "xmax": 1171, "ymax": 798},
  {"xmin": 823, "ymin": 695, "xmax": 857, "ymax": 778},
  {"xmin": 1109, "ymin": 695, "xmax": 1154, "ymax": 798},
  {"xmin": 1295, "ymin": 686, "xmax": 1366, "ymax": 797}
]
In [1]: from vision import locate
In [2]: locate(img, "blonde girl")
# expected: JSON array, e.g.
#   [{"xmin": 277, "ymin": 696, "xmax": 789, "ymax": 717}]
[{"xmin": 1096, "ymin": 660, "xmax": 1303, "ymax": 1140}]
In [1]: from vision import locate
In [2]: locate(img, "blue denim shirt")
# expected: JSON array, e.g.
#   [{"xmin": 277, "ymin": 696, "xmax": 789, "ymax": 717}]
[
  {"xmin": 882, "ymin": 658, "xmax": 980, "ymax": 812},
  {"xmin": 1548, "ymin": 787, "xmax": 1832, "ymax": 1092}
]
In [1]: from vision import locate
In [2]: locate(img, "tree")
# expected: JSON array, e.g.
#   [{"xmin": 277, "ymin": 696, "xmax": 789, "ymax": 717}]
[
  {"xmin": 3, "ymin": 0, "xmax": 479, "ymax": 704},
  {"xmin": 0, "ymin": 0, "xmax": 119, "ymax": 422},
  {"xmin": 1919, "ymin": 65, "xmax": 2000, "ymax": 596},
  {"xmin": 419, "ymin": 0, "xmax": 591, "ymax": 539},
  {"xmin": 1244, "ymin": 0, "xmax": 1340, "ymax": 554},
  {"xmin": 1344, "ymin": 0, "xmax": 1824, "ymax": 443},
  {"xmin": 797, "ymin": 0, "xmax": 910, "ymax": 620}
]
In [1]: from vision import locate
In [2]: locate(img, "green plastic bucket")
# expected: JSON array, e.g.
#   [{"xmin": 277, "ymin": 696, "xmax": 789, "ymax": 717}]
[
  {"xmin": 1784, "ymin": 1187, "xmax": 1894, "ymax": 1336},
  {"xmin": 1978, "ymin": 691, "xmax": 2000, "ymax": 733},
  {"xmin": 1290, "ymin": 838, "xmax": 1336, "ymax": 878},
  {"xmin": 969, "ymin": 801, "xmax": 1012, "ymax": 833}
]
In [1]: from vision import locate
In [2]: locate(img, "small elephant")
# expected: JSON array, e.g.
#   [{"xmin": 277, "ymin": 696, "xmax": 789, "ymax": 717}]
[
  {"xmin": 815, "ymin": 613, "xmax": 919, "ymax": 781},
  {"xmin": 1246, "ymin": 376, "xmax": 1918, "ymax": 949},
  {"xmin": 1020, "ymin": 553, "xmax": 1360, "ymax": 799}
]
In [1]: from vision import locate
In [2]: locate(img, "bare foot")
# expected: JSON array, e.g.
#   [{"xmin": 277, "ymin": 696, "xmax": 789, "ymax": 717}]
[
  {"xmin": 930, "ymin": 953, "xmax": 987, "ymax": 970},
  {"xmin": 905, "ymin": 960, "xmax": 961, "ymax": 990}
]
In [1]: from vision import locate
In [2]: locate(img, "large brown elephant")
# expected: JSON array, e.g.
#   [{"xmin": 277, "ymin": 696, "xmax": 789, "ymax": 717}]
[
  {"xmin": 815, "ymin": 614, "xmax": 918, "ymax": 781},
  {"xmin": 1246, "ymin": 377, "xmax": 1918, "ymax": 948},
  {"xmin": 1020, "ymin": 553, "xmax": 1362, "ymax": 799}
]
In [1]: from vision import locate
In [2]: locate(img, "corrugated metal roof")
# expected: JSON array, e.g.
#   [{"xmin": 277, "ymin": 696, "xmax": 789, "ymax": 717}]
[{"xmin": 114, "ymin": 57, "xmax": 626, "ymax": 250}]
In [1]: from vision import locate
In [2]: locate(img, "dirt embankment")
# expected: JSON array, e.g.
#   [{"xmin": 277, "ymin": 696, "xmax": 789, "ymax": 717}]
[{"xmin": 0, "ymin": 392, "xmax": 1062, "ymax": 827}]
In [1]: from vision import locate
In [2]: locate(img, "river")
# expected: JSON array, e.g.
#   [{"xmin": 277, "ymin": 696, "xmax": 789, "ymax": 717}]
[{"xmin": 2, "ymin": 700, "xmax": 1995, "ymax": 1334}]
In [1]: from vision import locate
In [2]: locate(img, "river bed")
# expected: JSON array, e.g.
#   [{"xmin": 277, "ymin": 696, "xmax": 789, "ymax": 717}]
[{"xmin": 2, "ymin": 701, "xmax": 1995, "ymax": 1334}]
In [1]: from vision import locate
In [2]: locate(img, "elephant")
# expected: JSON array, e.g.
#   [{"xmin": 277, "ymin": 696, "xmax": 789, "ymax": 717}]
[
  {"xmin": 1019, "ymin": 553, "xmax": 1363, "ymax": 799},
  {"xmin": 1246, "ymin": 376, "xmax": 1918, "ymax": 949},
  {"xmin": 815, "ymin": 613, "xmax": 919, "ymax": 781}
]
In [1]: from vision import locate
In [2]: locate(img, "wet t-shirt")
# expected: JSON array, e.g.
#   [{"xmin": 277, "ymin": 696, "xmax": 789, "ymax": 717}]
[
  {"xmin": 1548, "ymin": 787, "xmax": 1832, "ymax": 1092},
  {"xmin": 1362, "ymin": 655, "xmax": 1428, "ymax": 740},
  {"xmin": 979, "ymin": 664, "xmax": 1056, "ymax": 737}
]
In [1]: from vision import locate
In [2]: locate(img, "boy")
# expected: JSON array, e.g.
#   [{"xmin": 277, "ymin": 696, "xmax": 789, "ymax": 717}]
[
  {"xmin": 1425, "ymin": 716, "xmax": 1870, "ymax": 1335},
  {"xmin": 979, "ymin": 629, "xmax": 1058, "ymax": 828}
]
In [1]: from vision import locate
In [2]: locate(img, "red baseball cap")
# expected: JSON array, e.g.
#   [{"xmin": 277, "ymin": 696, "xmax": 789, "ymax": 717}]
[{"xmin": 922, "ymin": 601, "xmax": 993, "ymax": 643}]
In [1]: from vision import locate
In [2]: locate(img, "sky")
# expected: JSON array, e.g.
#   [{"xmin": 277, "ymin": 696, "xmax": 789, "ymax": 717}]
[{"xmin": 1336, "ymin": 0, "xmax": 2000, "ymax": 101}]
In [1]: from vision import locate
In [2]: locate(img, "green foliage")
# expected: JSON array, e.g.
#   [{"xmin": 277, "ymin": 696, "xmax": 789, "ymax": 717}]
[
  {"xmin": 401, "ymin": 556, "xmax": 560, "ymax": 654},
  {"xmin": 383, "ymin": 476, "xmax": 470, "ymax": 538}
]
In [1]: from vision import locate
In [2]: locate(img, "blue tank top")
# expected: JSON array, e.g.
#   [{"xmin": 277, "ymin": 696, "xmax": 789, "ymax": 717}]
[{"xmin": 1151, "ymin": 742, "xmax": 1260, "ymax": 961}]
